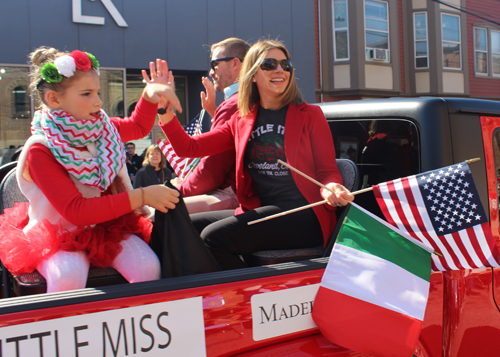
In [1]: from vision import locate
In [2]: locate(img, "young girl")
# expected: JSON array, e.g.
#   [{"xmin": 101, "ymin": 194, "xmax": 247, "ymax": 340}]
[{"xmin": 0, "ymin": 47, "xmax": 181, "ymax": 293}]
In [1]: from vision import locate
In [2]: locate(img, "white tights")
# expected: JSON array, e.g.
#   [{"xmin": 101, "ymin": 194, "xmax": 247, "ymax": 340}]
[{"xmin": 37, "ymin": 234, "xmax": 160, "ymax": 293}]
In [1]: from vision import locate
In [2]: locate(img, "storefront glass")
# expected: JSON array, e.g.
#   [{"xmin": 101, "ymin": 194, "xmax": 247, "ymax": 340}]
[
  {"xmin": 125, "ymin": 72, "xmax": 187, "ymax": 154},
  {"xmin": 99, "ymin": 69, "xmax": 125, "ymax": 118},
  {"xmin": 0, "ymin": 65, "xmax": 191, "ymax": 165},
  {"xmin": 0, "ymin": 67, "xmax": 126, "ymax": 165},
  {"xmin": 0, "ymin": 65, "xmax": 30, "ymax": 164}
]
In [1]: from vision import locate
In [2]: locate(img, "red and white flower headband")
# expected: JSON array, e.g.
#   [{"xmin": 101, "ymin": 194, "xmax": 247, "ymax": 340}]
[{"xmin": 40, "ymin": 50, "xmax": 100, "ymax": 84}]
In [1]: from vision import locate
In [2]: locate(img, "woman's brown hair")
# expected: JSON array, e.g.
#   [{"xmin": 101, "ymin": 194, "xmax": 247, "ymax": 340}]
[
  {"xmin": 237, "ymin": 39, "xmax": 303, "ymax": 116},
  {"xmin": 142, "ymin": 144, "xmax": 166, "ymax": 169}
]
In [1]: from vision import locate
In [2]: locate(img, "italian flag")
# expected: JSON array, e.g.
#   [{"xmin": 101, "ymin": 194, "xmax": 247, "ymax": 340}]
[{"xmin": 312, "ymin": 203, "xmax": 432, "ymax": 357}]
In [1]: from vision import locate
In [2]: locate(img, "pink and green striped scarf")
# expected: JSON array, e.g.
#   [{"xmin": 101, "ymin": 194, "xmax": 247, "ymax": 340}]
[{"xmin": 31, "ymin": 109, "xmax": 125, "ymax": 192}]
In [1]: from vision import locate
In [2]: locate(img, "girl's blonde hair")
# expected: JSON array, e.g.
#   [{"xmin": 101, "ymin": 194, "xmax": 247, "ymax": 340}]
[
  {"xmin": 28, "ymin": 46, "xmax": 93, "ymax": 108},
  {"xmin": 142, "ymin": 144, "xmax": 166, "ymax": 169},
  {"xmin": 237, "ymin": 39, "xmax": 303, "ymax": 116}
]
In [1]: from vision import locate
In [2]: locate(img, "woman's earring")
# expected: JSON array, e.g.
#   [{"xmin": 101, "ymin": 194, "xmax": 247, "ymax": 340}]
[{"xmin": 252, "ymin": 78, "xmax": 256, "ymax": 82}]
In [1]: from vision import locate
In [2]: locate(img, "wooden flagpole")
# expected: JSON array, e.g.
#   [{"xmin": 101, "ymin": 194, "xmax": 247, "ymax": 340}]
[
  {"xmin": 248, "ymin": 192, "xmax": 364, "ymax": 226},
  {"xmin": 248, "ymin": 158, "xmax": 481, "ymax": 226},
  {"xmin": 278, "ymin": 159, "xmax": 335, "ymax": 194}
]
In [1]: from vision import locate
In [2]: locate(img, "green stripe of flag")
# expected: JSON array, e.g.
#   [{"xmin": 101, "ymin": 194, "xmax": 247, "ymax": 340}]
[{"xmin": 337, "ymin": 203, "xmax": 431, "ymax": 282}]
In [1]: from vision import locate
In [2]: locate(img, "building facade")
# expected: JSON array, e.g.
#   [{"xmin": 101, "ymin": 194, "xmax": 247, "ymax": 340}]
[
  {"xmin": 316, "ymin": 0, "xmax": 500, "ymax": 102},
  {"xmin": 0, "ymin": 0, "xmax": 316, "ymax": 158}
]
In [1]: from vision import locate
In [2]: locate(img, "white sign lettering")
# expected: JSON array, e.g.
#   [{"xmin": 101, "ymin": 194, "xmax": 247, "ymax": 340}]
[
  {"xmin": 251, "ymin": 284, "xmax": 319, "ymax": 341},
  {"xmin": 73, "ymin": 0, "xmax": 128, "ymax": 27},
  {"xmin": 0, "ymin": 296, "xmax": 206, "ymax": 356}
]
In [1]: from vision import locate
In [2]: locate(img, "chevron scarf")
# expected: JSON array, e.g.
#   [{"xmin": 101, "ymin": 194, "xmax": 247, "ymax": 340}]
[{"xmin": 31, "ymin": 109, "xmax": 125, "ymax": 192}]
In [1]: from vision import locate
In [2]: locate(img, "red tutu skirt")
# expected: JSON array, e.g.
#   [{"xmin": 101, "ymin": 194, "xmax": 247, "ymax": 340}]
[{"xmin": 0, "ymin": 203, "xmax": 152, "ymax": 275}]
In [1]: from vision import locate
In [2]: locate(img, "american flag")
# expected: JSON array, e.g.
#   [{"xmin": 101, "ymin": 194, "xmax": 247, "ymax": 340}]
[
  {"xmin": 157, "ymin": 112, "xmax": 204, "ymax": 178},
  {"xmin": 184, "ymin": 113, "xmax": 204, "ymax": 136},
  {"xmin": 373, "ymin": 161, "xmax": 500, "ymax": 271}
]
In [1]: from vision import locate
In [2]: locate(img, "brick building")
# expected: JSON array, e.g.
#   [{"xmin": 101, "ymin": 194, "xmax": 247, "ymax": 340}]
[{"xmin": 316, "ymin": 0, "xmax": 500, "ymax": 102}]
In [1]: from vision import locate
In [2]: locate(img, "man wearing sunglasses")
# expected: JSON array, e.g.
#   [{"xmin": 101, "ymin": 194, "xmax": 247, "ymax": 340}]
[{"xmin": 169, "ymin": 37, "xmax": 250, "ymax": 214}]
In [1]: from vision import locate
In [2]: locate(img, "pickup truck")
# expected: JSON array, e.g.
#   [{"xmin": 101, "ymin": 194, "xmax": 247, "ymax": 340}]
[{"xmin": 0, "ymin": 96, "xmax": 499, "ymax": 357}]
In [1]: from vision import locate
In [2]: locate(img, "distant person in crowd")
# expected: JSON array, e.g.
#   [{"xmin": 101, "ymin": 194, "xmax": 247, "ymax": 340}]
[
  {"xmin": 11, "ymin": 145, "xmax": 24, "ymax": 162},
  {"xmin": 0, "ymin": 145, "xmax": 17, "ymax": 166},
  {"xmin": 162, "ymin": 37, "xmax": 250, "ymax": 214},
  {"xmin": 0, "ymin": 47, "xmax": 181, "ymax": 293},
  {"xmin": 125, "ymin": 141, "xmax": 142, "ymax": 182},
  {"xmin": 159, "ymin": 39, "xmax": 353, "ymax": 270},
  {"xmin": 133, "ymin": 144, "xmax": 173, "ymax": 189}
]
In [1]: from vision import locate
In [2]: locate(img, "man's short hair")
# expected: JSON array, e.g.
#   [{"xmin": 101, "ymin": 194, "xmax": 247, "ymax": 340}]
[
  {"xmin": 126, "ymin": 142, "xmax": 135, "ymax": 148},
  {"xmin": 211, "ymin": 38, "xmax": 250, "ymax": 61}
]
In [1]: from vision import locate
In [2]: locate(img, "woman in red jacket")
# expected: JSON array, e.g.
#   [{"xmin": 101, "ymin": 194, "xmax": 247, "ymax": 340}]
[{"xmin": 159, "ymin": 40, "xmax": 353, "ymax": 270}]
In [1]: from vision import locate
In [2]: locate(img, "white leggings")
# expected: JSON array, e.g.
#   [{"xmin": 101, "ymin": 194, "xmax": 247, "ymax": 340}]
[{"xmin": 37, "ymin": 234, "xmax": 160, "ymax": 293}]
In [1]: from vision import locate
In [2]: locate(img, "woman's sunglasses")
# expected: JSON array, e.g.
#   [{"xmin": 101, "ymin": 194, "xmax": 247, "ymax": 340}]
[{"xmin": 259, "ymin": 58, "xmax": 293, "ymax": 72}]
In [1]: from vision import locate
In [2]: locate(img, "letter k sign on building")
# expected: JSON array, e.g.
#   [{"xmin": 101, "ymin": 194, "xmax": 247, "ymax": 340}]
[{"xmin": 73, "ymin": 0, "xmax": 128, "ymax": 27}]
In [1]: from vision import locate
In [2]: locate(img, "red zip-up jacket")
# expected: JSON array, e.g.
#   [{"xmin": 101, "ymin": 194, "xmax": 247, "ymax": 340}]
[{"xmin": 161, "ymin": 102, "xmax": 342, "ymax": 246}]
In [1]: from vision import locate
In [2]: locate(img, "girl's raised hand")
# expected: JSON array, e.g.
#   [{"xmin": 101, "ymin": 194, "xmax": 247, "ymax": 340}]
[
  {"xmin": 141, "ymin": 59, "xmax": 182, "ymax": 113},
  {"xmin": 143, "ymin": 83, "xmax": 182, "ymax": 113},
  {"xmin": 142, "ymin": 59, "xmax": 173, "ymax": 87}
]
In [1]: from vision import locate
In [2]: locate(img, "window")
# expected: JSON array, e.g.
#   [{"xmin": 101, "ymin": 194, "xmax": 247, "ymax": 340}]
[
  {"xmin": 0, "ymin": 66, "xmax": 31, "ymax": 153},
  {"xmin": 12, "ymin": 86, "xmax": 28, "ymax": 118},
  {"xmin": 365, "ymin": 0, "xmax": 389, "ymax": 62},
  {"xmin": 471, "ymin": 27, "xmax": 500, "ymax": 77},
  {"xmin": 329, "ymin": 118, "xmax": 419, "ymax": 217},
  {"xmin": 333, "ymin": 0, "xmax": 349, "ymax": 60},
  {"xmin": 493, "ymin": 30, "xmax": 500, "ymax": 76},
  {"xmin": 474, "ymin": 27, "xmax": 488, "ymax": 74},
  {"xmin": 173, "ymin": 76, "xmax": 187, "ymax": 125},
  {"xmin": 441, "ymin": 13, "xmax": 461, "ymax": 69},
  {"xmin": 492, "ymin": 128, "xmax": 500, "ymax": 225},
  {"xmin": 99, "ymin": 69, "xmax": 124, "ymax": 118},
  {"xmin": 414, "ymin": 12, "xmax": 429, "ymax": 69}
]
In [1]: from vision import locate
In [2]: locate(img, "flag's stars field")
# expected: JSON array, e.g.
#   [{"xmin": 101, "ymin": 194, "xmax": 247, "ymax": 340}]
[{"xmin": 419, "ymin": 163, "xmax": 486, "ymax": 236}]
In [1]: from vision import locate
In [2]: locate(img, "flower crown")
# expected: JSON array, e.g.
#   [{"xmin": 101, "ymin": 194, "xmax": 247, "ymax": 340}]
[{"xmin": 40, "ymin": 50, "xmax": 100, "ymax": 84}]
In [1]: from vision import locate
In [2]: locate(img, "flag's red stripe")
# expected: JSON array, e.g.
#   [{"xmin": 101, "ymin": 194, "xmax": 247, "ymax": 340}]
[
  {"xmin": 387, "ymin": 180, "xmax": 418, "ymax": 236},
  {"xmin": 448, "ymin": 231, "xmax": 475, "ymax": 269},
  {"xmin": 382, "ymin": 178, "xmax": 458, "ymax": 270},
  {"xmin": 400, "ymin": 178, "xmax": 431, "ymax": 237},
  {"xmin": 463, "ymin": 227, "xmax": 487, "ymax": 268},
  {"xmin": 313, "ymin": 286, "xmax": 421, "ymax": 357},
  {"xmin": 373, "ymin": 184, "xmax": 395, "ymax": 225},
  {"xmin": 398, "ymin": 178, "xmax": 446, "ymax": 270},
  {"xmin": 374, "ymin": 164, "xmax": 500, "ymax": 271},
  {"xmin": 157, "ymin": 138, "xmax": 197, "ymax": 177},
  {"xmin": 430, "ymin": 232, "xmax": 464, "ymax": 271},
  {"xmin": 374, "ymin": 183, "xmax": 437, "ymax": 270},
  {"xmin": 468, "ymin": 223, "xmax": 500, "ymax": 267},
  {"xmin": 401, "ymin": 177, "xmax": 455, "ymax": 270}
]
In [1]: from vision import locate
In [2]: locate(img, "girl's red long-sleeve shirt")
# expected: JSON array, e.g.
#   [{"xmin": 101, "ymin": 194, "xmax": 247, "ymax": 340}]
[{"xmin": 26, "ymin": 97, "xmax": 157, "ymax": 227}]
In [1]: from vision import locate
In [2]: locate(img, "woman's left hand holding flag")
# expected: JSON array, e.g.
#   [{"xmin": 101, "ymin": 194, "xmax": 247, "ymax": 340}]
[{"xmin": 321, "ymin": 182, "xmax": 354, "ymax": 207}]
